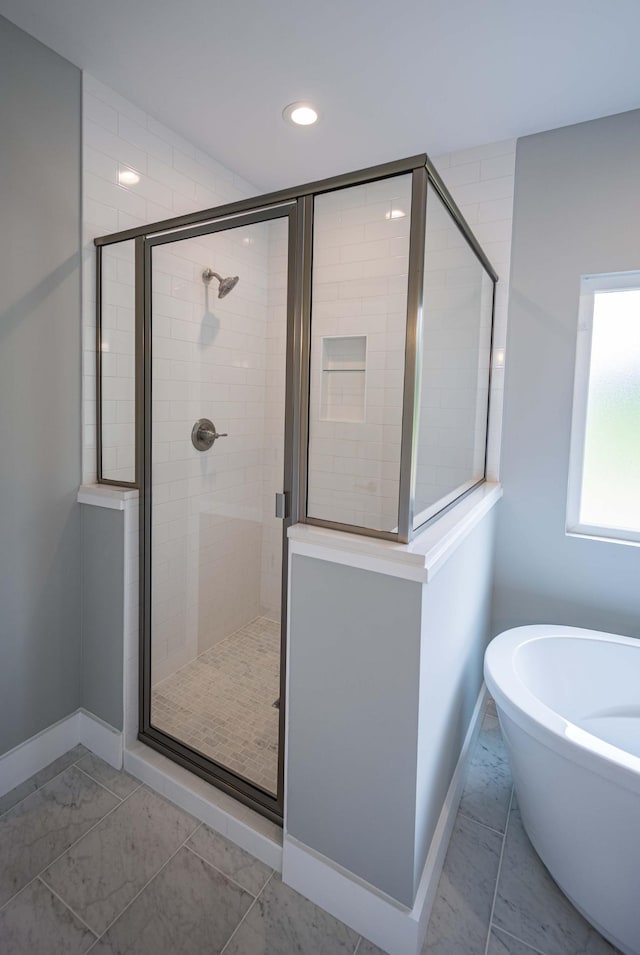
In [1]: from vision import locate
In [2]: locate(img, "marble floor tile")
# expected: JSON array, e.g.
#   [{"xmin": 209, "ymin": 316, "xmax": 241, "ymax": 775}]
[
  {"xmin": 91, "ymin": 845, "xmax": 252, "ymax": 955},
  {"xmin": 42, "ymin": 786, "xmax": 199, "ymax": 936},
  {"xmin": 186, "ymin": 824, "xmax": 272, "ymax": 896},
  {"xmin": 459, "ymin": 714, "xmax": 512, "ymax": 833},
  {"xmin": 0, "ymin": 766, "xmax": 119, "ymax": 908},
  {"xmin": 0, "ymin": 744, "xmax": 89, "ymax": 817},
  {"xmin": 76, "ymin": 754, "xmax": 140, "ymax": 800},
  {"xmin": 33, "ymin": 745, "xmax": 90, "ymax": 788},
  {"xmin": 487, "ymin": 927, "xmax": 544, "ymax": 954},
  {"xmin": 0, "ymin": 878, "xmax": 96, "ymax": 955},
  {"xmin": 0, "ymin": 778, "xmax": 41, "ymax": 819},
  {"xmin": 222, "ymin": 873, "xmax": 359, "ymax": 955},
  {"xmin": 493, "ymin": 807, "xmax": 620, "ymax": 955},
  {"xmin": 423, "ymin": 814, "xmax": 502, "ymax": 955}
]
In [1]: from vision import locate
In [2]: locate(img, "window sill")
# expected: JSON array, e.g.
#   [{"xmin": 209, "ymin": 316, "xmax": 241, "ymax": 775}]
[
  {"xmin": 288, "ymin": 482, "xmax": 502, "ymax": 583},
  {"xmin": 566, "ymin": 524, "xmax": 640, "ymax": 547}
]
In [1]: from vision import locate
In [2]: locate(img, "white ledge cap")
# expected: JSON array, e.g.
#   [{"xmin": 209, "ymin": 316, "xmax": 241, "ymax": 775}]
[
  {"xmin": 288, "ymin": 482, "xmax": 502, "ymax": 583},
  {"xmin": 77, "ymin": 483, "xmax": 139, "ymax": 510}
]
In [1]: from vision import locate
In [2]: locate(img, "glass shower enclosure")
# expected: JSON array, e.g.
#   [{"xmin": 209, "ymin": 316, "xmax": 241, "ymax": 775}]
[{"xmin": 94, "ymin": 155, "xmax": 497, "ymax": 822}]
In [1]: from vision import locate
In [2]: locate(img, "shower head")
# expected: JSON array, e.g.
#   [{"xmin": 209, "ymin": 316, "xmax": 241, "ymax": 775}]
[
  {"xmin": 218, "ymin": 275, "xmax": 239, "ymax": 298},
  {"xmin": 202, "ymin": 268, "xmax": 240, "ymax": 298}
]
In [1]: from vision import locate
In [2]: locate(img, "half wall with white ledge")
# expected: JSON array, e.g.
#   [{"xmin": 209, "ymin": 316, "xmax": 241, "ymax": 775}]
[{"xmin": 283, "ymin": 482, "xmax": 501, "ymax": 955}]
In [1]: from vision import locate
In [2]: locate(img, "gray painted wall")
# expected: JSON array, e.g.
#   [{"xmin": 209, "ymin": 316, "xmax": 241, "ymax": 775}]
[
  {"xmin": 287, "ymin": 509, "xmax": 497, "ymax": 907},
  {"xmin": 287, "ymin": 556, "xmax": 423, "ymax": 906},
  {"xmin": 0, "ymin": 15, "xmax": 82, "ymax": 755},
  {"xmin": 80, "ymin": 507, "xmax": 125, "ymax": 730},
  {"xmin": 493, "ymin": 110, "xmax": 640, "ymax": 640},
  {"xmin": 414, "ymin": 508, "xmax": 496, "ymax": 888}
]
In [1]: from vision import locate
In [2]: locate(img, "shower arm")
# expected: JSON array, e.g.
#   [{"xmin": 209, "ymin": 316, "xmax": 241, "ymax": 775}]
[{"xmin": 202, "ymin": 269, "xmax": 222, "ymax": 283}]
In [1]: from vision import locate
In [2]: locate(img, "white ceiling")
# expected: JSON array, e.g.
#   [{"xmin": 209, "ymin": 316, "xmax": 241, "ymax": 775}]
[{"xmin": 2, "ymin": 0, "xmax": 640, "ymax": 191}]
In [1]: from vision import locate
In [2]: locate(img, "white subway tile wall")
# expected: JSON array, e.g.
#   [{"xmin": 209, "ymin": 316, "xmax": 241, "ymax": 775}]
[
  {"xmin": 82, "ymin": 73, "xmax": 257, "ymax": 486},
  {"xmin": 307, "ymin": 174, "xmax": 413, "ymax": 532}
]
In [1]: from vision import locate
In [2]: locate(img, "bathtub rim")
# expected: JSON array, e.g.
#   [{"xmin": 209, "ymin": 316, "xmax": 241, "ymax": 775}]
[{"xmin": 484, "ymin": 624, "xmax": 640, "ymax": 796}]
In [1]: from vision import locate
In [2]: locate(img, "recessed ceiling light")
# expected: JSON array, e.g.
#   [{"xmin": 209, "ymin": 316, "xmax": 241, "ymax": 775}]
[
  {"xmin": 385, "ymin": 208, "xmax": 406, "ymax": 220},
  {"xmin": 283, "ymin": 102, "xmax": 319, "ymax": 127},
  {"xmin": 118, "ymin": 167, "xmax": 140, "ymax": 186}
]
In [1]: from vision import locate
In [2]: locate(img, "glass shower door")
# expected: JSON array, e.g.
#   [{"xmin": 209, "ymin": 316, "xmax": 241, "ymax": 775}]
[{"xmin": 141, "ymin": 205, "xmax": 294, "ymax": 818}]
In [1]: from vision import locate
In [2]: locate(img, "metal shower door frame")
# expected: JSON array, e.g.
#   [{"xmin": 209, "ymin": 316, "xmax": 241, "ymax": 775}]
[
  {"xmin": 97, "ymin": 153, "xmax": 498, "ymax": 544},
  {"xmin": 94, "ymin": 151, "xmax": 499, "ymax": 824},
  {"xmin": 137, "ymin": 200, "xmax": 303, "ymax": 823}
]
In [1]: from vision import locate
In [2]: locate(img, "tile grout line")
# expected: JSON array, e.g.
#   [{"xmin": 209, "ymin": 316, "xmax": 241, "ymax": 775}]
[
  {"xmin": 483, "ymin": 786, "xmax": 513, "ymax": 955},
  {"xmin": 219, "ymin": 869, "xmax": 275, "ymax": 954},
  {"xmin": 490, "ymin": 925, "xmax": 550, "ymax": 955},
  {"xmin": 182, "ymin": 842, "xmax": 272, "ymax": 899},
  {"xmin": 456, "ymin": 810, "xmax": 506, "ymax": 838},
  {"xmin": 73, "ymin": 763, "xmax": 142, "ymax": 803},
  {"xmin": 36, "ymin": 875, "xmax": 99, "ymax": 943},
  {"xmin": 83, "ymin": 820, "xmax": 203, "ymax": 951}
]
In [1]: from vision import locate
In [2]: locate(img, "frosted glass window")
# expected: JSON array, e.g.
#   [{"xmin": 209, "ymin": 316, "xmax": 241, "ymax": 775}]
[{"xmin": 569, "ymin": 274, "xmax": 640, "ymax": 540}]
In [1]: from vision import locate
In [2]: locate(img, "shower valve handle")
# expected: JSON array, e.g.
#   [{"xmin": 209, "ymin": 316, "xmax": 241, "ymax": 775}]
[{"xmin": 191, "ymin": 418, "xmax": 227, "ymax": 452}]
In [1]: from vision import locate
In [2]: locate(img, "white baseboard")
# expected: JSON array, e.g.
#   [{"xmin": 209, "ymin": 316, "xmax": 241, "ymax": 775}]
[
  {"xmin": 0, "ymin": 709, "xmax": 124, "ymax": 799},
  {"xmin": 282, "ymin": 684, "xmax": 488, "ymax": 955},
  {"xmin": 410, "ymin": 683, "xmax": 488, "ymax": 946},
  {"xmin": 0, "ymin": 711, "xmax": 81, "ymax": 799},
  {"xmin": 78, "ymin": 710, "xmax": 123, "ymax": 770},
  {"xmin": 282, "ymin": 837, "xmax": 419, "ymax": 955}
]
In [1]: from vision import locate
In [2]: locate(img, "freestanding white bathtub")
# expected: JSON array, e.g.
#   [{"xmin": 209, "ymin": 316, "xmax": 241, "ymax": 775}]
[{"xmin": 485, "ymin": 624, "xmax": 640, "ymax": 955}]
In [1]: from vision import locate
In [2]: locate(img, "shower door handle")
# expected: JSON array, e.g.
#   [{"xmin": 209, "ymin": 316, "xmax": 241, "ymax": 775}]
[{"xmin": 275, "ymin": 492, "xmax": 287, "ymax": 519}]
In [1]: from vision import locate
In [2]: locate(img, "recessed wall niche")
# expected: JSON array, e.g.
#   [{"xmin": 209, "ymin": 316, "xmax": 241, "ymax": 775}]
[{"xmin": 320, "ymin": 335, "xmax": 367, "ymax": 422}]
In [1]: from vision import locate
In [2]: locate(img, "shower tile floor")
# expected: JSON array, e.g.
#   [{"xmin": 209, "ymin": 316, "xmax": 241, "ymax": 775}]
[
  {"xmin": 0, "ymin": 699, "xmax": 621, "ymax": 955},
  {"xmin": 151, "ymin": 615, "xmax": 280, "ymax": 795}
]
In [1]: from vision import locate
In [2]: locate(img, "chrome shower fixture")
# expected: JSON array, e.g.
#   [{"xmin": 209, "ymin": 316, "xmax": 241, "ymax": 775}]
[{"xmin": 202, "ymin": 268, "xmax": 240, "ymax": 298}]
